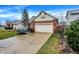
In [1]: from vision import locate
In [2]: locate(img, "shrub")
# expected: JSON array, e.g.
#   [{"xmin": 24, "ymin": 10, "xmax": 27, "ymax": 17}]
[
  {"xmin": 5, "ymin": 26, "xmax": 13, "ymax": 30},
  {"xmin": 64, "ymin": 20, "xmax": 79, "ymax": 52}
]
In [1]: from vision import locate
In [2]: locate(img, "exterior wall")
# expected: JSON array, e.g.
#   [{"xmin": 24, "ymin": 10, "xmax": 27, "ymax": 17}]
[
  {"xmin": 13, "ymin": 23, "xmax": 28, "ymax": 30},
  {"xmin": 13, "ymin": 23, "xmax": 23, "ymax": 29},
  {"xmin": 29, "ymin": 21, "xmax": 35, "ymax": 32},
  {"xmin": 52, "ymin": 20, "xmax": 59, "ymax": 32},
  {"xmin": 13, "ymin": 25, "xmax": 17, "ymax": 29}
]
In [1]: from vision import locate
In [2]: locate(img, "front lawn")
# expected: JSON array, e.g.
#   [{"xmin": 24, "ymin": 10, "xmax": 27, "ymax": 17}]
[
  {"xmin": 37, "ymin": 33, "xmax": 61, "ymax": 54},
  {"xmin": 0, "ymin": 31, "xmax": 16, "ymax": 40}
]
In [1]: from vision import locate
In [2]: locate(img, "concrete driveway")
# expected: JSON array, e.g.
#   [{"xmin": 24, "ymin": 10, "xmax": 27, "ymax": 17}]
[{"xmin": 0, "ymin": 32, "xmax": 51, "ymax": 54}]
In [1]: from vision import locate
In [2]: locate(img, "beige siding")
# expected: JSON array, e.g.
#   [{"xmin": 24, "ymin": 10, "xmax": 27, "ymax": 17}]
[{"xmin": 34, "ymin": 13, "xmax": 54, "ymax": 21}]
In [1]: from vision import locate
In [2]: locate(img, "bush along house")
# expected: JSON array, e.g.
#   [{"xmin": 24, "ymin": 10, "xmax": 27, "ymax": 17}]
[{"xmin": 29, "ymin": 11, "xmax": 59, "ymax": 33}]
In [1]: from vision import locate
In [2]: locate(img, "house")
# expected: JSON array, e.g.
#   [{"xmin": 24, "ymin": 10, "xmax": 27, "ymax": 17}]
[
  {"xmin": 12, "ymin": 20, "xmax": 22, "ymax": 29},
  {"xmin": 6, "ymin": 21, "xmax": 13, "ymax": 29},
  {"xmin": 66, "ymin": 10, "xmax": 79, "ymax": 25},
  {"xmin": 6, "ymin": 20, "xmax": 21, "ymax": 29},
  {"xmin": 29, "ymin": 11, "xmax": 59, "ymax": 33}
]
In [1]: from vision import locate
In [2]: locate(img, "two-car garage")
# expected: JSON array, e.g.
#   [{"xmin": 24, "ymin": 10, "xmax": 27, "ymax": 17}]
[{"xmin": 35, "ymin": 22, "xmax": 53, "ymax": 33}]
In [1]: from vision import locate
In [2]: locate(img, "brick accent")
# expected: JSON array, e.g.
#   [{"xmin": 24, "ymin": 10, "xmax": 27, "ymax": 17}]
[
  {"xmin": 52, "ymin": 20, "xmax": 59, "ymax": 32},
  {"xmin": 29, "ymin": 20, "xmax": 35, "ymax": 32},
  {"xmin": 32, "ymin": 21, "xmax": 35, "ymax": 32},
  {"xmin": 29, "ymin": 19, "xmax": 58, "ymax": 33}
]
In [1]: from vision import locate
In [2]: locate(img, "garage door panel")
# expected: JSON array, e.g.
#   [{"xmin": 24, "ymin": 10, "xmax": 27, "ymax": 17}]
[{"xmin": 35, "ymin": 24, "xmax": 53, "ymax": 33}]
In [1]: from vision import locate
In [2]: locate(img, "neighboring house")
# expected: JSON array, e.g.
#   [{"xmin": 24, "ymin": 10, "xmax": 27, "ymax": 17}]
[
  {"xmin": 66, "ymin": 10, "xmax": 79, "ymax": 25},
  {"xmin": 6, "ymin": 21, "xmax": 13, "ymax": 29},
  {"xmin": 29, "ymin": 11, "xmax": 59, "ymax": 33},
  {"xmin": 6, "ymin": 20, "xmax": 21, "ymax": 29},
  {"xmin": 12, "ymin": 20, "xmax": 22, "ymax": 29}
]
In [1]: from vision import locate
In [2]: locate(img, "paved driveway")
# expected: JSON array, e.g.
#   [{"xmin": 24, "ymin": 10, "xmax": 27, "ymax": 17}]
[{"xmin": 0, "ymin": 32, "xmax": 51, "ymax": 54}]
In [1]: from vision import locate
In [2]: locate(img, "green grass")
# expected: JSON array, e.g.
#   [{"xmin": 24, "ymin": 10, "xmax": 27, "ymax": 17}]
[
  {"xmin": 37, "ymin": 33, "xmax": 61, "ymax": 54},
  {"xmin": 0, "ymin": 31, "xmax": 16, "ymax": 40}
]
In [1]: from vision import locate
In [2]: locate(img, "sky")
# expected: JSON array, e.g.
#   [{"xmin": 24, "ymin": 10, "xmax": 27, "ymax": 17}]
[{"xmin": 0, "ymin": 5, "xmax": 79, "ymax": 25}]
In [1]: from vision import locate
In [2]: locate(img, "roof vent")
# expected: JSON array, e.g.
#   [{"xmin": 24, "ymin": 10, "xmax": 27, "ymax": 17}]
[{"xmin": 41, "ymin": 12, "xmax": 45, "ymax": 18}]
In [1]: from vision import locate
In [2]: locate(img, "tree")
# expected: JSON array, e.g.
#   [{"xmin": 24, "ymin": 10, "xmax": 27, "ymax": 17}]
[
  {"xmin": 64, "ymin": 20, "xmax": 79, "ymax": 52},
  {"xmin": 21, "ymin": 9, "xmax": 29, "ymax": 27}
]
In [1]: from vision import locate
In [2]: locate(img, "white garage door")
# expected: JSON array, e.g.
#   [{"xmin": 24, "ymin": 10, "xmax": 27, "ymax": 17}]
[{"xmin": 35, "ymin": 23, "xmax": 53, "ymax": 33}]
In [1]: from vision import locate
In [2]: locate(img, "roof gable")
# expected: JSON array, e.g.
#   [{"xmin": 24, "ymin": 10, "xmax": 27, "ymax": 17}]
[
  {"xmin": 29, "ymin": 11, "xmax": 57, "ymax": 22},
  {"xmin": 34, "ymin": 11, "xmax": 57, "ymax": 21}
]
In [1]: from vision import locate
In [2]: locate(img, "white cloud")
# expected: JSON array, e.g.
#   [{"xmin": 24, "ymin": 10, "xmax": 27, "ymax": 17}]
[
  {"xmin": 46, "ymin": 10, "xmax": 67, "ymax": 22},
  {"xmin": 46, "ymin": 10, "xmax": 66, "ymax": 16},
  {"xmin": 28, "ymin": 11, "xmax": 39, "ymax": 18},
  {"xmin": 0, "ymin": 13, "xmax": 21, "ymax": 20},
  {"xmin": 0, "ymin": 14, "xmax": 13, "ymax": 18},
  {"xmin": 0, "ymin": 9, "xmax": 6, "ymax": 12},
  {"xmin": 15, "ymin": 14, "xmax": 22, "ymax": 20}
]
